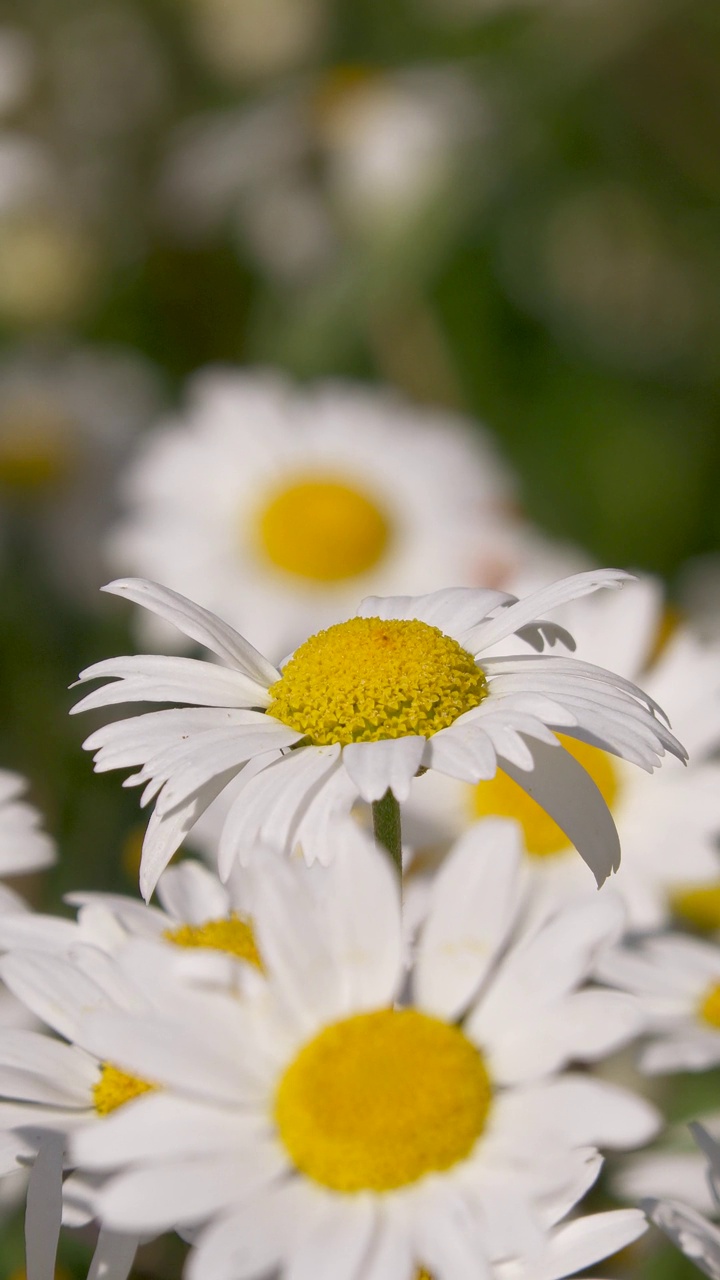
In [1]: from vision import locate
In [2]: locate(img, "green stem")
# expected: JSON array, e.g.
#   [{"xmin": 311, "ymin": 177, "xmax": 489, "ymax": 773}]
[{"xmin": 372, "ymin": 789, "xmax": 402, "ymax": 878}]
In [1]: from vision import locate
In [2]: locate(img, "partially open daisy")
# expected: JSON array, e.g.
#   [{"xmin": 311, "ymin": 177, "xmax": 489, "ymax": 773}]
[
  {"xmin": 68, "ymin": 819, "xmax": 656, "ymax": 1274},
  {"xmin": 107, "ymin": 369, "xmax": 538, "ymax": 660},
  {"xmin": 72, "ymin": 569, "xmax": 685, "ymax": 899},
  {"xmin": 599, "ymin": 932, "xmax": 720, "ymax": 1075},
  {"xmin": 402, "ymin": 576, "xmax": 720, "ymax": 932}
]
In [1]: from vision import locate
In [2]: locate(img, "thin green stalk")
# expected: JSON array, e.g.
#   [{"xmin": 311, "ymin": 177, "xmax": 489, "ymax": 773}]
[{"xmin": 372, "ymin": 789, "xmax": 402, "ymax": 878}]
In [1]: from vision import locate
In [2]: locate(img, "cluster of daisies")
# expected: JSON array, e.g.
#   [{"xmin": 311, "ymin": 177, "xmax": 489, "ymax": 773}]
[{"xmin": 2, "ymin": 373, "xmax": 720, "ymax": 1280}]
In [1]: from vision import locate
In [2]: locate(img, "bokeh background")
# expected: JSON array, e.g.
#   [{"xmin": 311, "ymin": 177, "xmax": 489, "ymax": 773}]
[{"xmin": 1, "ymin": 0, "xmax": 719, "ymax": 1273}]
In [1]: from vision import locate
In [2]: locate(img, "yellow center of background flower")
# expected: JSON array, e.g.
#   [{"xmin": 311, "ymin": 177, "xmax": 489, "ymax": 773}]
[
  {"xmin": 268, "ymin": 617, "xmax": 487, "ymax": 745},
  {"xmin": 164, "ymin": 913, "xmax": 263, "ymax": 969},
  {"xmin": 469, "ymin": 735, "xmax": 619, "ymax": 858},
  {"xmin": 0, "ymin": 404, "xmax": 74, "ymax": 493},
  {"xmin": 699, "ymin": 983, "xmax": 720, "ymax": 1029},
  {"xmin": 92, "ymin": 1063, "xmax": 155, "ymax": 1116},
  {"xmin": 257, "ymin": 476, "xmax": 391, "ymax": 583},
  {"xmin": 671, "ymin": 884, "xmax": 720, "ymax": 932},
  {"xmin": 274, "ymin": 1008, "xmax": 491, "ymax": 1192}
]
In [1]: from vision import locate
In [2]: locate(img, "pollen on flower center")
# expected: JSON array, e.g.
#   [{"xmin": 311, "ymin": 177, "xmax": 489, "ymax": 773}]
[
  {"xmin": 469, "ymin": 734, "xmax": 619, "ymax": 858},
  {"xmin": 267, "ymin": 616, "xmax": 487, "ymax": 746},
  {"xmin": 699, "ymin": 983, "xmax": 720, "ymax": 1030},
  {"xmin": 274, "ymin": 1008, "xmax": 492, "ymax": 1192},
  {"xmin": 93, "ymin": 1063, "xmax": 155, "ymax": 1116},
  {"xmin": 255, "ymin": 475, "xmax": 391, "ymax": 583},
  {"xmin": 163, "ymin": 914, "xmax": 263, "ymax": 969}
]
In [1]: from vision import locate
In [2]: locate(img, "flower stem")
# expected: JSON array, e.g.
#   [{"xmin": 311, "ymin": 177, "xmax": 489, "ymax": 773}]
[{"xmin": 372, "ymin": 789, "xmax": 402, "ymax": 877}]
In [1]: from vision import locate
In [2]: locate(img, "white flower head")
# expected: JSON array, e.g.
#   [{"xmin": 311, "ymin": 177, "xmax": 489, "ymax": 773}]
[
  {"xmin": 65, "ymin": 819, "xmax": 656, "ymax": 1275},
  {"xmin": 107, "ymin": 368, "xmax": 540, "ymax": 660},
  {"xmin": 599, "ymin": 932, "xmax": 720, "ymax": 1076},
  {"xmin": 401, "ymin": 575, "xmax": 720, "ymax": 932},
  {"xmin": 72, "ymin": 569, "xmax": 685, "ymax": 900}
]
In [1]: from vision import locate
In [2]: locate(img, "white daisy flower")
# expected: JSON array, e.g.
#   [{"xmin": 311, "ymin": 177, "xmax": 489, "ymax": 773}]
[
  {"xmin": 598, "ymin": 932, "xmax": 720, "ymax": 1074},
  {"xmin": 0, "ymin": 769, "xmax": 55, "ymax": 880},
  {"xmin": 67, "ymin": 819, "xmax": 656, "ymax": 1272},
  {"xmin": 401, "ymin": 576, "xmax": 719, "ymax": 932},
  {"xmin": 107, "ymin": 367, "xmax": 541, "ymax": 660},
  {"xmin": 72, "ymin": 569, "xmax": 685, "ymax": 900}
]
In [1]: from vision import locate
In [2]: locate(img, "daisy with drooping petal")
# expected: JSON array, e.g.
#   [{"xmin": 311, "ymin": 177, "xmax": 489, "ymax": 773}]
[
  {"xmin": 66, "ymin": 818, "xmax": 656, "ymax": 1276},
  {"xmin": 401, "ymin": 575, "xmax": 720, "ymax": 932},
  {"xmin": 106, "ymin": 368, "xmax": 577, "ymax": 660},
  {"xmin": 72, "ymin": 569, "xmax": 685, "ymax": 900},
  {"xmin": 598, "ymin": 932, "xmax": 720, "ymax": 1075}
]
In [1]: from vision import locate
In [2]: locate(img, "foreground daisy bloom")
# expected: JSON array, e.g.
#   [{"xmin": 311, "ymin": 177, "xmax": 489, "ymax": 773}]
[
  {"xmin": 65, "ymin": 819, "xmax": 656, "ymax": 1272},
  {"xmin": 402, "ymin": 576, "xmax": 720, "ymax": 931},
  {"xmin": 107, "ymin": 369, "xmax": 533, "ymax": 659},
  {"xmin": 599, "ymin": 932, "xmax": 720, "ymax": 1075},
  {"xmin": 73, "ymin": 569, "xmax": 685, "ymax": 899}
]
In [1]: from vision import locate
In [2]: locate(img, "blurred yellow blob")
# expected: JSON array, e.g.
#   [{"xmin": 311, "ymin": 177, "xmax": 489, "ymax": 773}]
[
  {"xmin": 469, "ymin": 735, "xmax": 619, "ymax": 858},
  {"xmin": 93, "ymin": 1063, "xmax": 155, "ymax": 1115},
  {"xmin": 164, "ymin": 914, "xmax": 263, "ymax": 969},
  {"xmin": 699, "ymin": 983, "xmax": 720, "ymax": 1030},
  {"xmin": 0, "ymin": 215, "xmax": 98, "ymax": 327},
  {"xmin": 257, "ymin": 476, "xmax": 391, "ymax": 582},
  {"xmin": 0, "ymin": 401, "xmax": 74, "ymax": 493},
  {"xmin": 671, "ymin": 883, "xmax": 720, "ymax": 932}
]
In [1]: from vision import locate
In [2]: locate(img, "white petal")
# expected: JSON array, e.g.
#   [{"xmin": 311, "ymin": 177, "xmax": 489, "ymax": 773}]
[
  {"xmin": 187, "ymin": 1182, "xmax": 303, "ymax": 1280},
  {"xmin": 287, "ymin": 1195, "xmax": 378, "ymax": 1280},
  {"xmin": 540, "ymin": 1075, "xmax": 661, "ymax": 1149},
  {"xmin": 156, "ymin": 861, "xmax": 229, "ymax": 924},
  {"xmin": 466, "ymin": 571, "xmax": 632, "ymax": 653},
  {"xmin": 153, "ymin": 724, "xmax": 301, "ymax": 816},
  {"xmin": 645, "ymin": 1198, "xmax": 720, "ymax": 1279},
  {"xmin": 410, "ymin": 1184, "xmax": 490, "ymax": 1280},
  {"xmin": 0, "ymin": 1030, "xmax": 98, "ymax": 1105},
  {"xmin": 425, "ymin": 723, "xmax": 498, "ymax": 784},
  {"xmin": 527, "ymin": 1210, "xmax": 647, "ymax": 1280},
  {"xmin": 25, "ymin": 1133, "xmax": 64, "ymax": 1280},
  {"xmin": 139, "ymin": 771, "xmax": 236, "ymax": 901},
  {"xmin": 501, "ymin": 738, "xmax": 621, "ymax": 886},
  {"xmin": 88, "ymin": 1229, "xmax": 140, "ymax": 1280},
  {"xmin": 72, "ymin": 655, "xmax": 270, "ymax": 714},
  {"xmin": 343, "ymin": 738, "xmax": 426, "ymax": 804},
  {"xmin": 356, "ymin": 588, "xmax": 511, "ymax": 630},
  {"xmin": 415, "ymin": 818, "xmax": 523, "ymax": 1021},
  {"xmin": 102, "ymin": 579, "xmax": 280, "ymax": 684},
  {"xmin": 72, "ymin": 1093, "xmax": 266, "ymax": 1168}
]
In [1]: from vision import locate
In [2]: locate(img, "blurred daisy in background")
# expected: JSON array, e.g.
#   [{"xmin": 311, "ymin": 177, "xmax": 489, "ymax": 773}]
[
  {"xmin": 0, "ymin": 344, "xmax": 162, "ymax": 598},
  {"xmin": 402, "ymin": 576, "xmax": 720, "ymax": 932},
  {"xmin": 73, "ymin": 570, "xmax": 684, "ymax": 899},
  {"xmin": 107, "ymin": 369, "xmax": 535, "ymax": 658}
]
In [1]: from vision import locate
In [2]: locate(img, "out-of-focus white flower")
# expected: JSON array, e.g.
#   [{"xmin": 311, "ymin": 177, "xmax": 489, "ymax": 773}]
[
  {"xmin": 73, "ymin": 571, "xmax": 684, "ymax": 899},
  {"xmin": 66, "ymin": 819, "xmax": 655, "ymax": 1266},
  {"xmin": 157, "ymin": 66, "xmax": 487, "ymax": 282},
  {"xmin": 0, "ymin": 769, "xmax": 55, "ymax": 880},
  {"xmin": 0, "ymin": 344, "xmax": 162, "ymax": 596},
  {"xmin": 402, "ymin": 576, "xmax": 719, "ymax": 932},
  {"xmin": 108, "ymin": 368, "xmax": 531, "ymax": 659},
  {"xmin": 599, "ymin": 932, "xmax": 720, "ymax": 1075}
]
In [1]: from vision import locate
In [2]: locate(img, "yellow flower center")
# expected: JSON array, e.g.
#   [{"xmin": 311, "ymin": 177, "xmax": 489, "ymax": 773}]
[
  {"xmin": 699, "ymin": 983, "xmax": 720, "ymax": 1030},
  {"xmin": 671, "ymin": 883, "xmax": 720, "ymax": 932},
  {"xmin": 469, "ymin": 735, "xmax": 619, "ymax": 858},
  {"xmin": 268, "ymin": 617, "xmax": 487, "ymax": 746},
  {"xmin": 255, "ymin": 475, "xmax": 391, "ymax": 583},
  {"xmin": 163, "ymin": 913, "xmax": 263, "ymax": 969},
  {"xmin": 274, "ymin": 1008, "xmax": 491, "ymax": 1192},
  {"xmin": 0, "ymin": 403, "xmax": 74, "ymax": 492},
  {"xmin": 93, "ymin": 1063, "xmax": 155, "ymax": 1116}
]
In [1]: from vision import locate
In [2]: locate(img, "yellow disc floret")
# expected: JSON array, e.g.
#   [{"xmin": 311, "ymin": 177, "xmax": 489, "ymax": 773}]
[
  {"xmin": 256, "ymin": 476, "xmax": 391, "ymax": 583},
  {"xmin": 274, "ymin": 1008, "xmax": 492, "ymax": 1192},
  {"xmin": 164, "ymin": 913, "xmax": 263, "ymax": 969},
  {"xmin": 671, "ymin": 884, "xmax": 720, "ymax": 933},
  {"xmin": 470, "ymin": 734, "xmax": 619, "ymax": 858},
  {"xmin": 93, "ymin": 1063, "xmax": 155, "ymax": 1116},
  {"xmin": 699, "ymin": 983, "xmax": 720, "ymax": 1030},
  {"xmin": 268, "ymin": 616, "xmax": 487, "ymax": 745}
]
